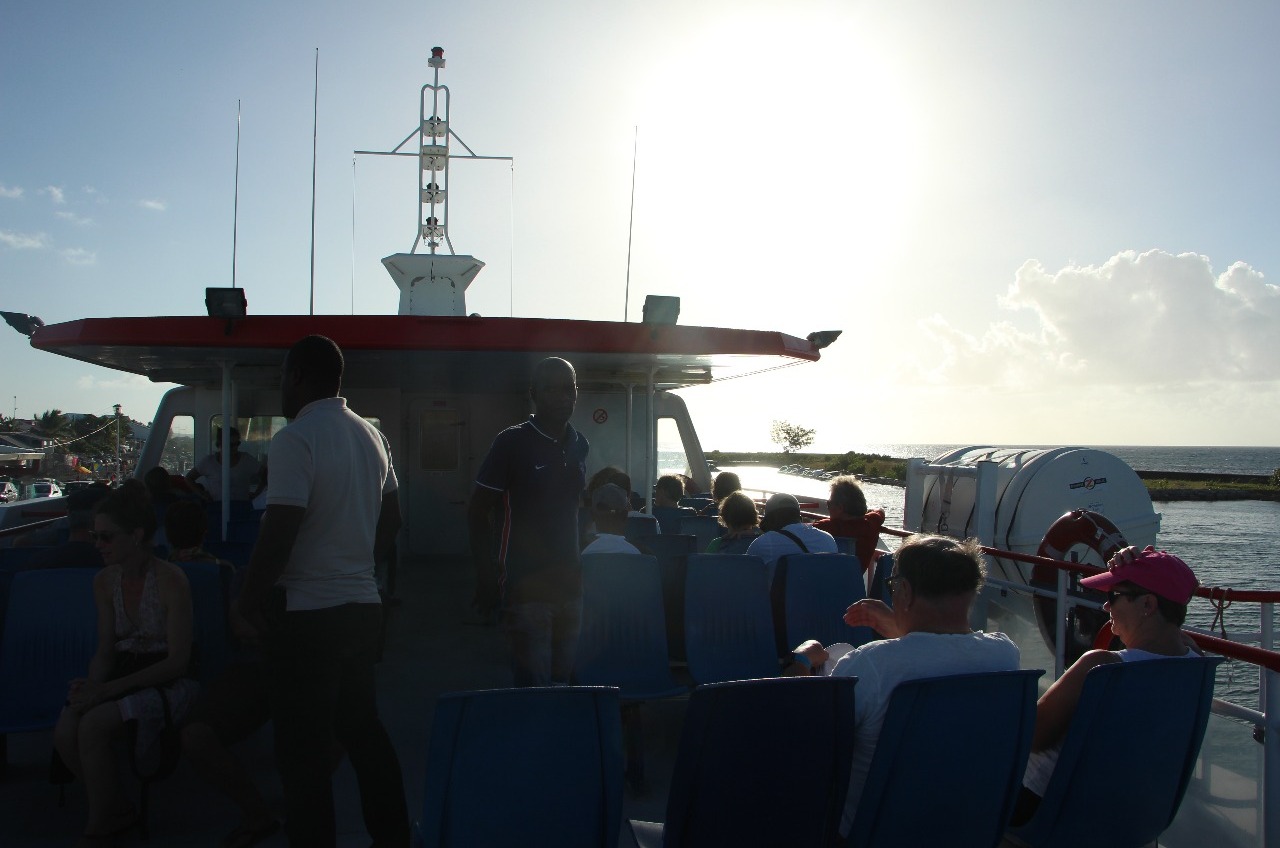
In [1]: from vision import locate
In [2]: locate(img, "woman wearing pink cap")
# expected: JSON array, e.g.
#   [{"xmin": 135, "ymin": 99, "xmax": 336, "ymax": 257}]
[{"xmin": 1013, "ymin": 545, "xmax": 1202, "ymax": 822}]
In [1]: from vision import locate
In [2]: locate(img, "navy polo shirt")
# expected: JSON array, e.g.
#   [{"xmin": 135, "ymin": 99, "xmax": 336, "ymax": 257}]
[{"xmin": 475, "ymin": 418, "xmax": 589, "ymax": 594}]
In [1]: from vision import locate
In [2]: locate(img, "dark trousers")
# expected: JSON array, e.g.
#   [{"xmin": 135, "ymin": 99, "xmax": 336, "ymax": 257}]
[{"xmin": 267, "ymin": 602, "xmax": 409, "ymax": 848}]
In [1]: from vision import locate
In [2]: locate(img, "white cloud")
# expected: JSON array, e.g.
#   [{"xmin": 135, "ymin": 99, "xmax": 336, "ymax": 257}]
[
  {"xmin": 139, "ymin": 199, "xmax": 167, "ymax": 212},
  {"xmin": 55, "ymin": 210, "xmax": 94, "ymax": 226},
  {"xmin": 41, "ymin": 185, "xmax": 66, "ymax": 204},
  {"xmin": 901, "ymin": 249, "xmax": 1280, "ymax": 388},
  {"xmin": 0, "ymin": 184, "xmax": 22, "ymax": 199},
  {"xmin": 0, "ymin": 230, "xmax": 50, "ymax": 249},
  {"xmin": 62, "ymin": 247, "xmax": 97, "ymax": 265}
]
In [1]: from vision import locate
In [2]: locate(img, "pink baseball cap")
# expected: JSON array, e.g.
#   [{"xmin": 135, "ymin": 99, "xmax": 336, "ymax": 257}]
[{"xmin": 1079, "ymin": 549, "xmax": 1198, "ymax": 605}]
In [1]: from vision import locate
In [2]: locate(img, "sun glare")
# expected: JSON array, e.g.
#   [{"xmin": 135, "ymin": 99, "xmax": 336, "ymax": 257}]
[{"xmin": 632, "ymin": 13, "xmax": 925, "ymax": 270}]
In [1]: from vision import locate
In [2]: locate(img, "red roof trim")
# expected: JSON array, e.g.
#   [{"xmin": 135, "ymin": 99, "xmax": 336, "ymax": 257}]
[{"xmin": 31, "ymin": 315, "xmax": 820, "ymax": 360}]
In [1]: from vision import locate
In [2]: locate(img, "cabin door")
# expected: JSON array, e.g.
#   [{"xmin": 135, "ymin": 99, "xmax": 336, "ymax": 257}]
[{"xmin": 404, "ymin": 397, "xmax": 473, "ymax": 557}]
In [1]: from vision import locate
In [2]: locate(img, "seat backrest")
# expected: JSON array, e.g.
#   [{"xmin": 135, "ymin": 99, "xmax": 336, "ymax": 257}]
[
  {"xmin": 662, "ymin": 676, "xmax": 858, "ymax": 848},
  {"xmin": 1009, "ymin": 657, "xmax": 1224, "ymax": 848},
  {"xmin": 176, "ymin": 560, "xmax": 230, "ymax": 682},
  {"xmin": 625, "ymin": 514, "xmax": 660, "ymax": 544},
  {"xmin": 575, "ymin": 554, "xmax": 683, "ymax": 700},
  {"xmin": 776, "ymin": 554, "xmax": 873, "ymax": 654},
  {"xmin": 867, "ymin": 553, "xmax": 894, "ymax": 606},
  {"xmin": 678, "ymin": 515, "xmax": 724, "ymax": 551},
  {"xmin": 0, "ymin": 567, "xmax": 99, "ymax": 732},
  {"xmin": 654, "ymin": 506, "xmax": 696, "ymax": 535},
  {"xmin": 417, "ymin": 686, "xmax": 624, "ymax": 848},
  {"xmin": 848, "ymin": 669, "xmax": 1044, "ymax": 848},
  {"xmin": 683, "ymin": 554, "xmax": 778, "ymax": 684},
  {"xmin": 635, "ymin": 535, "xmax": 697, "ymax": 661},
  {"xmin": 203, "ymin": 539, "xmax": 254, "ymax": 571}
]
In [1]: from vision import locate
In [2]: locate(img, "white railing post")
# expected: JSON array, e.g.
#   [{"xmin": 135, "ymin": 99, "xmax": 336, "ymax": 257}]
[
  {"xmin": 1054, "ymin": 566, "xmax": 1069, "ymax": 679},
  {"xmin": 904, "ymin": 458, "xmax": 927, "ymax": 533},
  {"xmin": 972, "ymin": 460, "xmax": 997, "ymax": 548},
  {"xmin": 1262, "ymin": 602, "xmax": 1277, "ymax": 848},
  {"xmin": 1265, "ymin": 664, "xmax": 1280, "ymax": 848}
]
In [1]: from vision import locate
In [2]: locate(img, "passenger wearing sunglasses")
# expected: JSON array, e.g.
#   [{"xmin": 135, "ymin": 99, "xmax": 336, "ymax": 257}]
[
  {"xmin": 784, "ymin": 534, "xmax": 1021, "ymax": 838},
  {"xmin": 1015, "ymin": 545, "xmax": 1202, "ymax": 823},
  {"xmin": 53, "ymin": 479, "xmax": 198, "ymax": 846}
]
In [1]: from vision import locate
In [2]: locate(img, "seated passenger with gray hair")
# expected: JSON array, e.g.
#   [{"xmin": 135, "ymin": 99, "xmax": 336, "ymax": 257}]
[
  {"xmin": 810, "ymin": 475, "xmax": 885, "ymax": 573},
  {"xmin": 781, "ymin": 535, "xmax": 1020, "ymax": 837}
]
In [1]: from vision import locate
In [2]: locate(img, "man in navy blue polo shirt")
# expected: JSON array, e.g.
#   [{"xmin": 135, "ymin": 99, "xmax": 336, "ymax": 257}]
[{"xmin": 468, "ymin": 357, "xmax": 590, "ymax": 686}]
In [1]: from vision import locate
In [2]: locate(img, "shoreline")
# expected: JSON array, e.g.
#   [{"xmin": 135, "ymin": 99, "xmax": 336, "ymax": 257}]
[{"xmin": 709, "ymin": 451, "xmax": 1280, "ymax": 503}]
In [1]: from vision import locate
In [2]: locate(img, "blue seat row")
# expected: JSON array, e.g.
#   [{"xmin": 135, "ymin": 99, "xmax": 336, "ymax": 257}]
[{"xmin": 419, "ymin": 658, "xmax": 1218, "ymax": 848}]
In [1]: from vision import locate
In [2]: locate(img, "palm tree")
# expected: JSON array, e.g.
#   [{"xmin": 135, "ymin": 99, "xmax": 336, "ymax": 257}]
[{"xmin": 32, "ymin": 409, "xmax": 72, "ymax": 445}]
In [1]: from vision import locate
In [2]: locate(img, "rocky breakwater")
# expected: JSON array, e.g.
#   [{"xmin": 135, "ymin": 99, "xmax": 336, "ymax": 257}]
[{"xmin": 1138, "ymin": 470, "xmax": 1280, "ymax": 502}]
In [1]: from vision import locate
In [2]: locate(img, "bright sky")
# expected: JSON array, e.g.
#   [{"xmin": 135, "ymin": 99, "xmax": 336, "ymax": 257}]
[{"xmin": 3, "ymin": 1, "xmax": 1279, "ymax": 452}]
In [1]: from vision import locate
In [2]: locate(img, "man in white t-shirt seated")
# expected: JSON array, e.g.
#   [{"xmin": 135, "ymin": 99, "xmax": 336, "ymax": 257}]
[
  {"xmin": 745, "ymin": 492, "xmax": 838, "ymax": 584},
  {"xmin": 187, "ymin": 426, "xmax": 264, "ymax": 502},
  {"xmin": 781, "ymin": 534, "xmax": 1021, "ymax": 838},
  {"xmin": 581, "ymin": 484, "xmax": 641, "ymax": 555}
]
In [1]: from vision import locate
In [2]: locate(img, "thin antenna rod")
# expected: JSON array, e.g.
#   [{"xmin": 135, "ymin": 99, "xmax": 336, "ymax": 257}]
[
  {"xmin": 232, "ymin": 101, "xmax": 241, "ymax": 288},
  {"xmin": 309, "ymin": 48, "xmax": 319, "ymax": 315},
  {"xmin": 624, "ymin": 126, "xmax": 638, "ymax": 321},
  {"xmin": 350, "ymin": 157, "xmax": 357, "ymax": 315}
]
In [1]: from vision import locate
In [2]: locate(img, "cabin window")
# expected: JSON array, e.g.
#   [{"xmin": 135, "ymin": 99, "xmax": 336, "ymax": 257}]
[
  {"xmin": 656, "ymin": 417, "xmax": 692, "ymax": 478},
  {"xmin": 159, "ymin": 416, "xmax": 195, "ymax": 475},
  {"xmin": 209, "ymin": 415, "xmax": 288, "ymax": 465},
  {"xmin": 418, "ymin": 408, "xmax": 460, "ymax": 472}
]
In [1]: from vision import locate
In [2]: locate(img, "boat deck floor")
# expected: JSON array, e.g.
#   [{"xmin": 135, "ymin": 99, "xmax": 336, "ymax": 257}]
[{"xmin": 0, "ymin": 555, "xmax": 682, "ymax": 847}]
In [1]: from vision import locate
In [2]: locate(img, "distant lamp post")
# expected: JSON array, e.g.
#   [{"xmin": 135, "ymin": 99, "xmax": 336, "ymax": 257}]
[{"xmin": 114, "ymin": 404, "xmax": 122, "ymax": 484}]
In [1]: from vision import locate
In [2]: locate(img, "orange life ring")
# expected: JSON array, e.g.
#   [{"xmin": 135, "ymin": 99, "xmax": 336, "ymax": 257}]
[
  {"xmin": 1093, "ymin": 620, "xmax": 1118, "ymax": 651},
  {"xmin": 1035, "ymin": 509, "xmax": 1128, "ymax": 564},
  {"xmin": 1032, "ymin": 509, "xmax": 1129, "ymax": 664}
]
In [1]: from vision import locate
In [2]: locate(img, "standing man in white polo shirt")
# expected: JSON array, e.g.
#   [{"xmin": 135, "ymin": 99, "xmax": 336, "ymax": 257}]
[{"xmin": 239, "ymin": 335, "xmax": 408, "ymax": 848}]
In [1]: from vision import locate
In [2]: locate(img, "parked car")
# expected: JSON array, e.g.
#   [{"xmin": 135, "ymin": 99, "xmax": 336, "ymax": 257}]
[
  {"xmin": 30, "ymin": 480, "xmax": 63, "ymax": 498},
  {"xmin": 0, "ymin": 481, "xmax": 17, "ymax": 503}
]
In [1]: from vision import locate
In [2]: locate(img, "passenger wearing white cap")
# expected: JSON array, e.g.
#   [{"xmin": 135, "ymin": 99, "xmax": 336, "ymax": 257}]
[
  {"xmin": 744, "ymin": 492, "xmax": 837, "ymax": 584},
  {"xmin": 1013, "ymin": 544, "xmax": 1203, "ymax": 823}
]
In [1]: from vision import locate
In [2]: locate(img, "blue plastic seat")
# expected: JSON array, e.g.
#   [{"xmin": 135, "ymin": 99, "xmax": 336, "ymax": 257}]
[
  {"xmin": 574, "ymin": 554, "xmax": 686, "ymax": 700},
  {"xmin": 1007, "ymin": 657, "xmax": 1224, "ymax": 848},
  {"xmin": 625, "ymin": 514, "xmax": 660, "ymax": 544},
  {"xmin": 0, "ymin": 567, "xmax": 99, "ymax": 733},
  {"xmin": 833, "ymin": 536, "xmax": 856, "ymax": 556},
  {"xmin": 630, "ymin": 676, "xmax": 858, "ymax": 848},
  {"xmin": 677, "ymin": 497, "xmax": 714, "ymax": 513},
  {"xmin": 635, "ymin": 534, "xmax": 697, "ymax": 661},
  {"xmin": 683, "ymin": 554, "xmax": 778, "ymax": 684},
  {"xmin": 653, "ymin": 506, "xmax": 696, "ymax": 535},
  {"xmin": 176, "ymin": 560, "xmax": 231, "ymax": 682},
  {"xmin": 416, "ymin": 686, "xmax": 624, "ymax": 848},
  {"xmin": 774, "ymin": 553, "xmax": 874, "ymax": 655},
  {"xmin": 678, "ymin": 515, "xmax": 724, "ymax": 552},
  {"xmin": 847, "ymin": 669, "xmax": 1044, "ymax": 847},
  {"xmin": 867, "ymin": 553, "xmax": 894, "ymax": 606},
  {"xmin": 204, "ymin": 539, "xmax": 254, "ymax": 570}
]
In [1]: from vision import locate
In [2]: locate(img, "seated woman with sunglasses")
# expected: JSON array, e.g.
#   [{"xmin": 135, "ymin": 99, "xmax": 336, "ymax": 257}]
[
  {"xmin": 1013, "ymin": 545, "xmax": 1202, "ymax": 823},
  {"xmin": 53, "ymin": 479, "xmax": 199, "ymax": 847}
]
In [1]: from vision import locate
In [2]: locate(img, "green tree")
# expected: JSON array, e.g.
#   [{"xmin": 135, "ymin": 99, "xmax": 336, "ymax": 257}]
[
  {"xmin": 32, "ymin": 409, "xmax": 72, "ymax": 442},
  {"xmin": 770, "ymin": 420, "xmax": 816, "ymax": 454}
]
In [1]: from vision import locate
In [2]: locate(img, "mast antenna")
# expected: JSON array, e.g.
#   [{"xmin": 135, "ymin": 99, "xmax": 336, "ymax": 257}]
[
  {"xmin": 310, "ymin": 48, "xmax": 319, "ymax": 315},
  {"xmin": 232, "ymin": 100, "xmax": 241, "ymax": 289},
  {"xmin": 624, "ymin": 126, "xmax": 638, "ymax": 321}
]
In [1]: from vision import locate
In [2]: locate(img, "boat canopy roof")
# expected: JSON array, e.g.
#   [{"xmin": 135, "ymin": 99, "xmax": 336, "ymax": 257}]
[{"xmin": 31, "ymin": 315, "xmax": 822, "ymax": 393}]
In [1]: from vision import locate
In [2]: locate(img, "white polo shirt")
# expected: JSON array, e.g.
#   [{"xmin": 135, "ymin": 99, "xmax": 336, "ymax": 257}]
[{"xmin": 267, "ymin": 397, "xmax": 396, "ymax": 611}]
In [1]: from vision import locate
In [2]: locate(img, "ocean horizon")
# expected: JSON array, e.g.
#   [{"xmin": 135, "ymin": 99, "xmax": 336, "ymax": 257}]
[{"xmin": 728, "ymin": 444, "xmax": 1280, "ymax": 478}]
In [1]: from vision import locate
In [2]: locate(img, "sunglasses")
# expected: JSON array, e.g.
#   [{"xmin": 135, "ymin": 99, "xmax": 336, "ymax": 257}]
[
  {"xmin": 90, "ymin": 530, "xmax": 118, "ymax": 543},
  {"xmin": 1107, "ymin": 589, "xmax": 1151, "ymax": 605}
]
